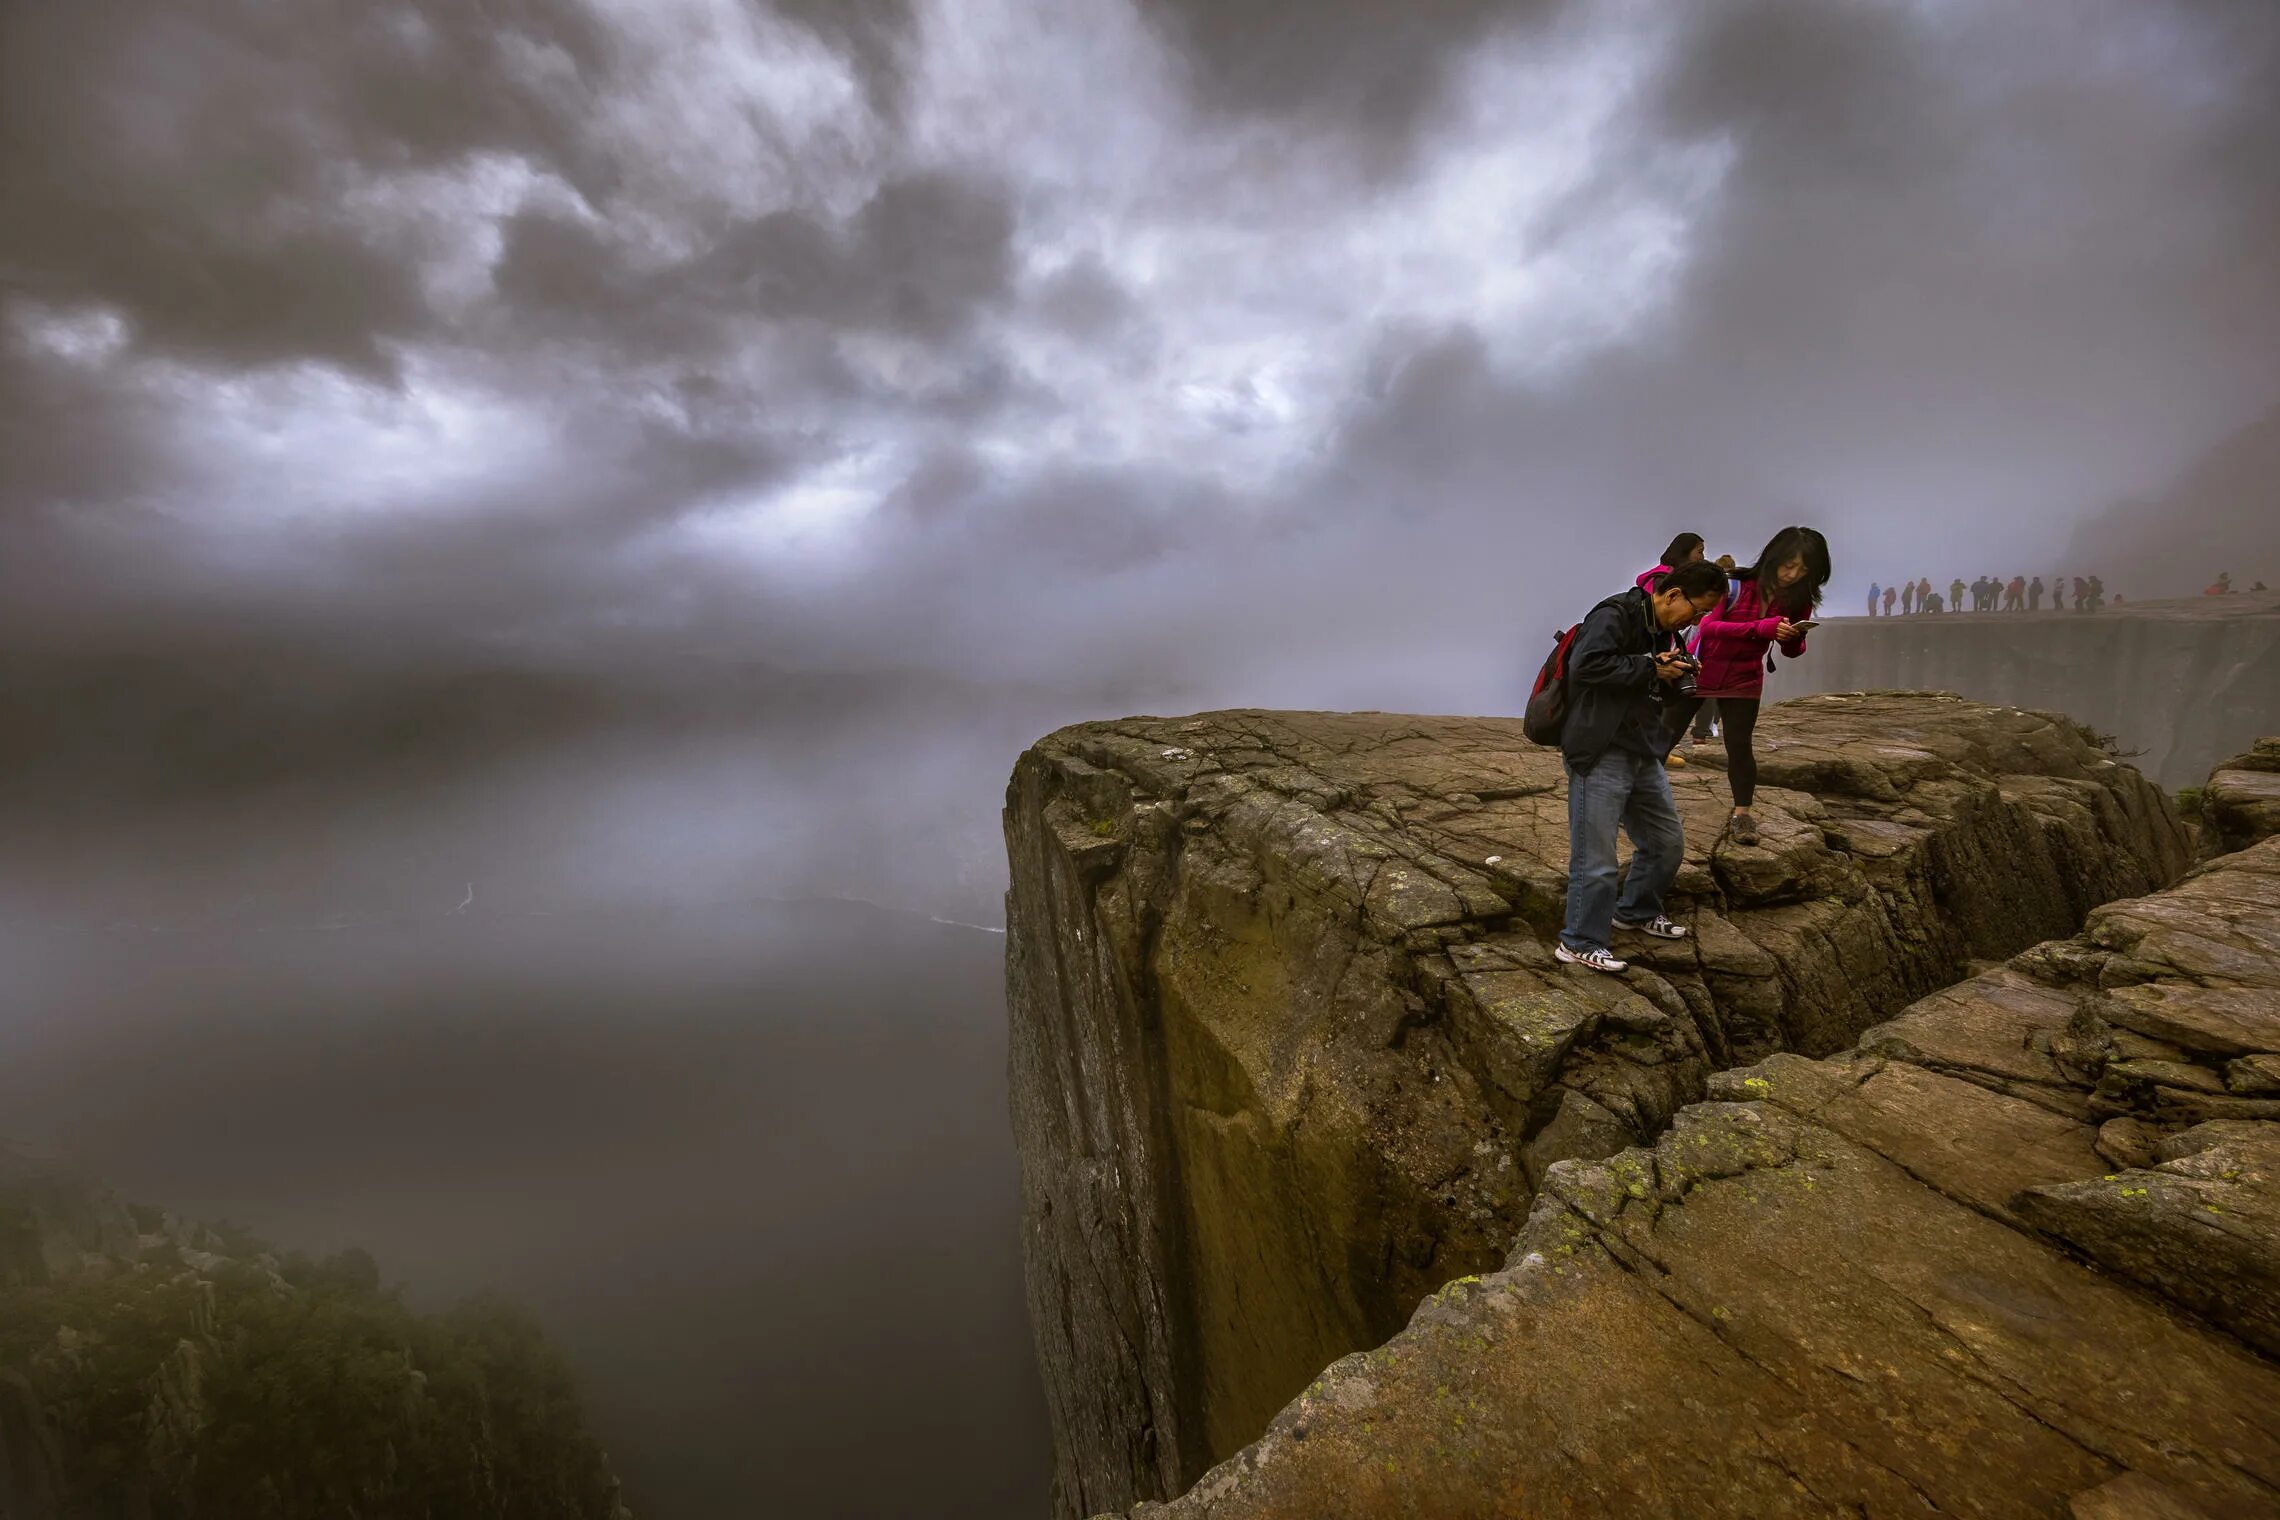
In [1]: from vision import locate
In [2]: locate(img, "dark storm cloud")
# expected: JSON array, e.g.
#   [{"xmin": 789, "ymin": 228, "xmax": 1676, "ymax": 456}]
[
  {"xmin": 494, "ymin": 170, "xmax": 1015, "ymax": 353},
  {"xmin": 1303, "ymin": 0, "xmax": 2280, "ymax": 602},
  {"xmin": 766, "ymin": 0, "xmax": 919, "ymax": 120},
  {"xmin": 1032, "ymin": 255, "xmax": 1138, "ymax": 340},
  {"xmin": 1135, "ymin": 0, "xmax": 1555, "ymax": 169},
  {"xmin": 4, "ymin": 0, "xmax": 2278, "ymax": 692},
  {"xmin": 0, "ymin": 0, "xmax": 619, "ymax": 376}
]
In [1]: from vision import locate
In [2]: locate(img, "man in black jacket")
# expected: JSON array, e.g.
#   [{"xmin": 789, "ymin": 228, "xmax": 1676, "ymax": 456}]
[{"xmin": 1558, "ymin": 560, "xmax": 1730, "ymax": 973}]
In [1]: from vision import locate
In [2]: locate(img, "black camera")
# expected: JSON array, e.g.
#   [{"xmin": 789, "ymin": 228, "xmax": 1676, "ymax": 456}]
[{"xmin": 1666, "ymin": 653, "xmax": 1700, "ymax": 700}]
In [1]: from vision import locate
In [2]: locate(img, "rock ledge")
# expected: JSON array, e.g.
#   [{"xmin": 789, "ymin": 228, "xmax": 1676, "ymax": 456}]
[{"xmin": 1005, "ymin": 694, "xmax": 2192, "ymax": 1517}]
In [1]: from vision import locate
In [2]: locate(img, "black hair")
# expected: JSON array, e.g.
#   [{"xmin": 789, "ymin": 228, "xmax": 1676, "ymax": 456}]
[
  {"xmin": 1657, "ymin": 532, "xmax": 1705, "ymax": 568},
  {"xmin": 1734, "ymin": 526, "xmax": 1830, "ymax": 615},
  {"xmin": 1655, "ymin": 559, "xmax": 1730, "ymax": 600}
]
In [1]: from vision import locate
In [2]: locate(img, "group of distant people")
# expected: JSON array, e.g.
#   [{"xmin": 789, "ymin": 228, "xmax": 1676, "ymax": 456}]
[
  {"xmin": 2205, "ymin": 573, "xmax": 2270, "ymax": 595},
  {"xmin": 1530, "ymin": 527, "xmax": 1830, "ymax": 975},
  {"xmin": 1865, "ymin": 574, "xmax": 2107, "ymax": 616}
]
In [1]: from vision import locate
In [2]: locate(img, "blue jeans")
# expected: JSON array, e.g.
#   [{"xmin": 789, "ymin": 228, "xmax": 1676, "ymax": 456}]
[{"xmin": 1561, "ymin": 749, "xmax": 1685, "ymax": 954}]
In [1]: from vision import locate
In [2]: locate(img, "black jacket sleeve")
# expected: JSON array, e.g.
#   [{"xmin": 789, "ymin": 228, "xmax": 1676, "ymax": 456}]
[{"xmin": 1568, "ymin": 603, "xmax": 1655, "ymax": 692}]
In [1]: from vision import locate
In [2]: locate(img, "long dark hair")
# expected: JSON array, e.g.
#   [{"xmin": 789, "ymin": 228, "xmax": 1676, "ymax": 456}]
[
  {"xmin": 1657, "ymin": 531, "xmax": 1705, "ymax": 568},
  {"xmin": 1735, "ymin": 526, "xmax": 1830, "ymax": 615}
]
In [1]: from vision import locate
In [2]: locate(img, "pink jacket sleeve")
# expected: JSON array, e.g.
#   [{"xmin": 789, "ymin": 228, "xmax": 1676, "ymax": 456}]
[{"xmin": 1694, "ymin": 597, "xmax": 1781, "ymax": 654}]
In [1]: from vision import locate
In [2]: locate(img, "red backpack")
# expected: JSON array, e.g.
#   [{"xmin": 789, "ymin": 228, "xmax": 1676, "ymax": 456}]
[{"xmin": 1522, "ymin": 624, "xmax": 1583, "ymax": 745}]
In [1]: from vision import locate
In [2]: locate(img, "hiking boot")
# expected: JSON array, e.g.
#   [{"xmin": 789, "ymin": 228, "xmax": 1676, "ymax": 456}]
[
  {"xmin": 1555, "ymin": 943, "xmax": 1628, "ymax": 975},
  {"xmin": 1664, "ymin": 752, "xmax": 1688, "ymax": 769},
  {"xmin": 1614, "ymin": 914, "xmax": 1690, "ymax": 940},
  {"xmin": 1729, "ymin": 810, "xmax": 1760, "ymax": 847}
]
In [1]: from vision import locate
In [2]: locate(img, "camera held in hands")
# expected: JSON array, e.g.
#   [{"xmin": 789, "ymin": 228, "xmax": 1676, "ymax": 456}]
[{"xmin": 1664, "ymin": 651, "xmax": 1700, "ymax": 700}]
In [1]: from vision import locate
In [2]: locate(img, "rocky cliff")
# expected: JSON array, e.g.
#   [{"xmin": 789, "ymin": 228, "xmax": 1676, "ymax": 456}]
[
  {"xmin": 1784, "ymin": 594, "xmax": 2280, "ymax": 788},
  {"xmin": 2204, "ymin": 736, "xmax": 2280, "ymax": 859},
  {"xmin": 1004, "ymin": 694, "xmax": 2194, "ymax": 1518},
  {"xmin": 0, "ymin": 1147, "xmax": 632, "ymax": 1520},
  {"xmin": 1100, "ymin": 750, "xmax": 2280, "ymax": 1520}
]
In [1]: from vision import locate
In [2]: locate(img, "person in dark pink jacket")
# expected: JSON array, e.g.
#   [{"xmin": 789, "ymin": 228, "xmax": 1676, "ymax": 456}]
[
  {"xmin": 1635, "ymin": 533, "xmax": 1737, "ymax": 769},
  {"xmin": 1665, "ymin": 526, "xmax": 1830, "ymax": 846}
]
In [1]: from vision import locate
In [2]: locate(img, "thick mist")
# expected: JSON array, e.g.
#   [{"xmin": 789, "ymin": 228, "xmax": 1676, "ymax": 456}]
[{"xmin": 1, "ymin": 893, "xmax": 1043, "ymax": 1516}]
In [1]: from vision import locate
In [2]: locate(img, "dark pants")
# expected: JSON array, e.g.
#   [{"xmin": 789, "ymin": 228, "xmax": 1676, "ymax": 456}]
[{"xmin": 1666, "ymin": 696, "xmax": 1763, "ymax": 807}]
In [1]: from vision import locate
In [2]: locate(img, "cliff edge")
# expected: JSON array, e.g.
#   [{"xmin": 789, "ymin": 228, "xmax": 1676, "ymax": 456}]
[
  {"xmin": 1786, "ymin": 593, "xmax": 2280, "ymax": 788},
  {"xmin": 1004, "ymin": 694, "xmax": 2193, "ymax": 1518},
  {"xmin": 1104, "ymin": 763, "xmax": 2280, "ymax": 1520}
]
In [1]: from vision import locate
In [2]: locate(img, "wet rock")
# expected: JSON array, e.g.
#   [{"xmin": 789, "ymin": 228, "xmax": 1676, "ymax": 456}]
[{"xmin": 1007, "ymin": 696, "xmax": 2193, "ymax": 1516}]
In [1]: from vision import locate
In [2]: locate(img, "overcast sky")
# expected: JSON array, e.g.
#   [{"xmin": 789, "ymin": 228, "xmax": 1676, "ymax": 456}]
[{"xmin": 5, "ymin": 0, "xmax": 2278, "ymax": 703}]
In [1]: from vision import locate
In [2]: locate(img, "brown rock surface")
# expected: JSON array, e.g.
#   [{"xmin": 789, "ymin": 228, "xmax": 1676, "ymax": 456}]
[
  {"xmin": 1094, "ymin": 840, "xmax": 2280, "ymax": 1520},
  {"xmin": 2204, "ymin": 736, "xmax": 2280, "ymax": 854},
  {"xmin": 1004, "ymin": 694, "xmax": 2193, "ymax": 1517}
]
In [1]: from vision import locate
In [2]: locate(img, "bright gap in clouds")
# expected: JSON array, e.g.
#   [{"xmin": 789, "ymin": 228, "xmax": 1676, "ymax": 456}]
[
  {"xmin": 898, "ymin": 0, "xmax": 1727, "ymax": 502},
  {"xmin": 55, "ymin": 0, "xmax": 1729, "ymax": 576}
]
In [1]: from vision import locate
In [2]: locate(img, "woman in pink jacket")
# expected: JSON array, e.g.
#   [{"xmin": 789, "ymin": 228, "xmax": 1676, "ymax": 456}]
[
  {"xmin": 1666, "ymin": 526, "xmax": 1830, "ymax": 846},
  {"xmin": 1636, "ymin": 533, "xmax": 1736, "ymax": 769}
]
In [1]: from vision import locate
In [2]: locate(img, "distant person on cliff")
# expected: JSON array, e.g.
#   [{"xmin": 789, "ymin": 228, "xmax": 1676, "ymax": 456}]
[
  {"xmin": 1669, "ymin": 526, "xmax": 1829, "ymax": 851},
  {"xmin": 1924, "ymin": 590, "xmax": 1944, "ymax": 613},
  {"xmin": 1901, "ymin": 580, "xmax": 1916, "ymax": 615},
  {"xmin": 1868, "ymin": 581, "xmax": 1881, "ymax": 618},
  {"xmin": 2006, "ymin": 575, "xmax": 2026, "ymax": 611},
  {"xmin": 1970, "ymin": 575, "xmax": 1988, "ymax": 610},
  {"xmin": 2073, "ymin": 576, "xmax": 2089, "ymax": 611},
  {"xmin": 1950, "ymin": 577, "xmax": 1967, "ymax": 613},
  {"xmin": 1554, "ymin": 559, "xmax": 1731, "ymax": 974},
  {"xmin": 2206, "ymin": 572, "xmax": 2233, "ymax": 595},
  {"xmin": 2088, "ymin": 574, "xmax": 2105, "ymax": 612},
  {"xmin": 2028, "ymin": 576, "xmax": 2045, "ymax": 611},
  {"xmin": 1883, "ymin": 583, "xmax": 1897, "ymax": 616}
]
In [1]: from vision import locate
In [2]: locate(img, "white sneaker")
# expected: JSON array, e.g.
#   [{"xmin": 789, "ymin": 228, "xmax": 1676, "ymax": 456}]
[
  {"xmin": 1555, "ymin": 943, "xmax": 1628, "ymax": 974},
  {"xmin": 1614, "ymin": 914, "xmax": 1690, "ymax": 940}
]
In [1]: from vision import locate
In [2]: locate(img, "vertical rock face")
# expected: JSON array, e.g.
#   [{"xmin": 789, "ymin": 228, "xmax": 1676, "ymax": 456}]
[
  {"xmin": 1004, "ymin": 695, "xmax": 2192, "ymax": 1518},
  {"xmin": 1103, "ymin": 807, "xmax": 2280, "ymax": 1520},
  {"xmin": 1785, "ymin": 595, "xmax": 2280, "ymax": 788}
]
